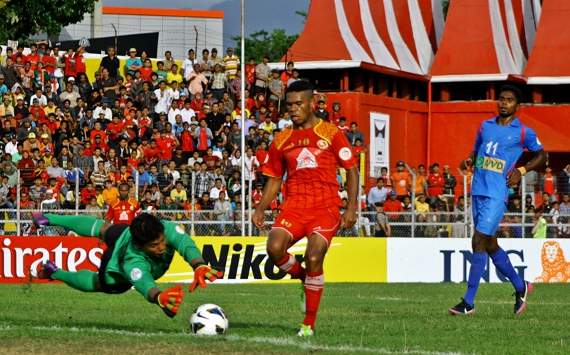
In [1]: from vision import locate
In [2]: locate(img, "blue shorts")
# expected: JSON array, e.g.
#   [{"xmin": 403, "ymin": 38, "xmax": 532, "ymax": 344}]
[{"xmin": 472, "ymin": 195, "xmax": 507, "ymax": 236}]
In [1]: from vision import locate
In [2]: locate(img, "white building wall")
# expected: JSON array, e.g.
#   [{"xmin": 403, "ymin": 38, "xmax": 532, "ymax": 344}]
[{"xmin": 62, "ymin": 14, "xmax": 223, "ymax": 59}]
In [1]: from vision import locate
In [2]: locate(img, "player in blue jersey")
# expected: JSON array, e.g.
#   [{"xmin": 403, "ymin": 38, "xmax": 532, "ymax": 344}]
[{"xmin": 449, "ymin": 85, "xmax": 547, "ymax": 316}]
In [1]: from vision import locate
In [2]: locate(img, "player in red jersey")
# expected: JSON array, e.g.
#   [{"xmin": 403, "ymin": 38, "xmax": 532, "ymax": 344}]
[
  {"xmin": 106, "ymin": 182, "xmax": 141, "ymax": 225},
  {"xmin": 253, "ymin": 80, "xmax": 358, "ymax": 336}
]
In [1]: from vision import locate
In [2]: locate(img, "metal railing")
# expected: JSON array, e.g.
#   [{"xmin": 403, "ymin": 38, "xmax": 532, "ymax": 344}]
[{"xmin": 5, "ymin": 172, "xmax": 570, "ymax": 238}]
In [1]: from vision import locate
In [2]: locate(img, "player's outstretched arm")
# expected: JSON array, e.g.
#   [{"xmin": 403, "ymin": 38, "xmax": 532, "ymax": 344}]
[
  {"xmin": 341, "ymin": 166, "xmax": 359, "ymax": 229},
  {"xmin": 508, "ymin": 149, "xmax": 547, "ymax": 187},
  {"xmin": 252, "ymin": 176, "xmax": 282, "ymax": 229}
]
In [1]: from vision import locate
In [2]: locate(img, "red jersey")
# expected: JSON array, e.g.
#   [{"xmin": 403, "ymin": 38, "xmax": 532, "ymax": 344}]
[
  {"xmin": 427, "ymin": 173, "xmax": 444, "ymax": 197},
  {"xmin": 106, "ymin": 198, "xmax": 140, "ymax": 225},
  {"xmin": 156, "ymin": 136, "xmax": 176, "ymax": 160},
  {"xmin": 263, "ymin": 120, "xmax": 357, "ymax": 210},
  {"xmin": 80, "ymin": 187, "xmax": 98, "ymax": 206}
]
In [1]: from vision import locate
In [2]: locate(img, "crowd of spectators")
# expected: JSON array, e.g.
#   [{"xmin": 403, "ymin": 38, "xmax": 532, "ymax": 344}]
[
  {"xmin": 365, "ymin": 161, "xmax": 570, "ymax": 238},
  {"xmin": 0, "ymin": 42, "xmax": 366, "ymax": 234}
]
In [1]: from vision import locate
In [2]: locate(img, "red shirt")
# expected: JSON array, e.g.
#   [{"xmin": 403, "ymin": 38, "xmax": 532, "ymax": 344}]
[
  {"xmin": 427, "ymin": 173, "xmax": 444, "ymax": 197},
  {"xmin": 256, "ymin": 149, "xmax": 268, "ymax": 169},
  {"xmin": 144, "ymin": 147, "xmax": 160, "ymax": 164},
  {"xmin": 263, "ymin": 120, "xmax": 357, "ymax": 210},
  {"xmin": 26, "ymin": 53, "xmax": 40, "ymax": 70},
  {"xmin": 42, "ymin": 55, "xmax": 56, "ymax": 74},
  {"xmin": 106, "ymin": 199, "xmax": 140, "ymax": 225},
  {"xmin": 140, "ymin": 67, "xmax": 153, "ymax": 82},
  {"xmin": 245, "ymin": 64, "xmax": 256, "ymax": 85},
  {"xmin": 180, "ymin": 130, "xmax": 194, "ymax": 152},
  {"xmin": 90, "ymin": 129, "xmax": 107, "ymax": 144},
  {"xmin": 80, "ymin": 187, "xmax": 98, "ymax": 206},
  {"xmin": 156, "ymin": 136, "xmax": 176, "ymax": 160},
  {"xmin": 106, "ymin": 121, "xmax": 124, "ymax": 140}
]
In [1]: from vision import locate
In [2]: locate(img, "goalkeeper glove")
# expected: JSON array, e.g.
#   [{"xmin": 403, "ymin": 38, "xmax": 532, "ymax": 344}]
[
  {"xmin": 189, "ymin": 265, "xmax": 223, "ymax": 292},
  {"xmin": 157, "ymin": 285, "xmax": 184, "ymax": 318}
]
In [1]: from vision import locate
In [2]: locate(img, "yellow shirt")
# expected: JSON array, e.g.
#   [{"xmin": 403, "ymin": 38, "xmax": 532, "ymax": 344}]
[
  {"xmin": 102, "ymin": 187, "xmax": 119, "ymax": 206},
  {"xmin": 170, "ymin": 189, "xmax": 187, "ymax": 202},
  {"xmin": 415, "ymin": 198, "xmax": 429, "ymax": 213},
  {"xmin": 166, "ymin": 72, "xmax": 183, "ymax": 84}
]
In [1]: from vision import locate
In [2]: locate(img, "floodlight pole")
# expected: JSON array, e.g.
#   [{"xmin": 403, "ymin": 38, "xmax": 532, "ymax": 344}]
[{"xmin": 240, "ymin": 0, "xmax": 246, "ymax": 236}]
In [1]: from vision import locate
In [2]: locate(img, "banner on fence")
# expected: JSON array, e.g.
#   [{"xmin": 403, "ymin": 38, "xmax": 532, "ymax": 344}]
[
  {"xmin": 0, "ymin": 236, "xmax": 387, "ymax": 284},
  {"xmin": 387, "ymin": 238, "xmax": 570, "ymax": 283},
  {"xmin": 0, "ymin": 236, "xmax": 104, "ymax": 283},
  {"xmin": 161, "ymin": 237, "xmax": 387, "ymax": 284},
  {"xmin": 369, "ymin": 112, "xmax": 390, "ymax": 176}
]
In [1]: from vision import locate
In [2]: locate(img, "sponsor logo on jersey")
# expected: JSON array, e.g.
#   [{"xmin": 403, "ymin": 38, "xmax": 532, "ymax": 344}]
[
  {"xmin": 339, "ymin": 147, "xmax": 352, "ymax": 161},
  {"xmin": 316, "ymin": 139, "xmax": 329, "ymax": 150},
  {"xmin": 296, "ymin": 148, "xmax": 318, "ymax": 170},
  {"xmin": 475, "ymin": 156, "xmax": 505, "ymax": 173},
  {"xmin": 130, "ymin": 268, "xmax": 142, "ymax": 281}
]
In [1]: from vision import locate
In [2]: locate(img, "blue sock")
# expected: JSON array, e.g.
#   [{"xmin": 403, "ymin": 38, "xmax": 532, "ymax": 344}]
[
  {"xmin": 490, "ymin": 248, "xmax": 525, "ymax": 293},
  {"xmin": 463, "ymin": 252, "xmax": 487, "ymax": 306}
]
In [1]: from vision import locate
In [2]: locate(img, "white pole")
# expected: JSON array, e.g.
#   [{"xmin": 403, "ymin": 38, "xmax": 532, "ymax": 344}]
[
  {"xmin": 240, "ymin": 0, "xmax": 246, "ymax": 237},
  {"xmin": 16, "ymin": 170, "xmax": 21, "ymax": 236}
]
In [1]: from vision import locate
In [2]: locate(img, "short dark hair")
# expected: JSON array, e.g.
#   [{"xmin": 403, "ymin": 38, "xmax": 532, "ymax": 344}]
[
  {"xmin": 285, "ymin": 79, "xmax": 313, "ymax": 96},
  {"xmin": 130, "ymin": 213, "xmax": 164, "ymax": 248},
  {"xmin": 499, "ymin": 85, "xmax": 522, "ymax": 104}
]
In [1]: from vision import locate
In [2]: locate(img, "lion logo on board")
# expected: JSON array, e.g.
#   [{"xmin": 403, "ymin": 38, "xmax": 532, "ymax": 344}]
[{"xmin": 534, "ymin": 241, "xmax": 570, "ymax": 283}]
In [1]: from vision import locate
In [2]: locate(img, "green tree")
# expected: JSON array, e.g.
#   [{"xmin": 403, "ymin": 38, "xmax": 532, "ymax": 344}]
[
  {"xmin": 0, "ymin": 0, "xmax": 96, "ymax": 43},
  {"xmin": 233, "ymin": 29, "xmax": 298, "ymax": 62}
]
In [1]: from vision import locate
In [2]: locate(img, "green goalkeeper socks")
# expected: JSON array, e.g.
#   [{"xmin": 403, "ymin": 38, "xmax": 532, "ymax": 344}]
[
  {"xmin": 51, "ymin": 270, "xmax": 98, "ymax": 292},
  {"xmin": 44, "ymin": 214, "xmax": 104, "ymax": 237}
]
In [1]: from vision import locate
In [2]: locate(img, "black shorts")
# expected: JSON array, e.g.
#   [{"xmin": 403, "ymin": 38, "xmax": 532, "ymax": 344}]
[{"xmin": 98, "ymin": 224, "xmax": 132, "ymax": 294}]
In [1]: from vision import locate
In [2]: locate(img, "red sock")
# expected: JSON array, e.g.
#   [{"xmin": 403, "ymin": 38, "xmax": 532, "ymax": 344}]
[
  {"xmin": 303, "ymin": 270, "xmax": 324, "ymax": 328},
  {"xmin": 276, "ymin": 254, "xmax": 306, "ymax": 281}
]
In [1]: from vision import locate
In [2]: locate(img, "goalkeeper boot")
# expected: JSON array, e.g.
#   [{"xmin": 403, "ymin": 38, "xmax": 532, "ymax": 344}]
[
  {"xmin": 297, "ymin": 324, "xmax": 314, "ymax": 337},
  {"xmin": 32, "ymin": 212, "xmax": 49, "ymax": 227},
  {"xmin": 514, "ymin": 281, "xmax": 534, "ymax": 316},
  {"xmin": 448, "ymin": 298, "xmax": 475, "ymax": 316},
  {"xmin": 37, "ymin": 261, "xmax": 58, "ymax": 280}
]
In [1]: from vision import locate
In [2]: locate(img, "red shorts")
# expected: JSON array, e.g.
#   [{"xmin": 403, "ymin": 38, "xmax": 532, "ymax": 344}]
[{"xmin": 272, "ymin": 207, "xmax": 341, "ymax": 246}]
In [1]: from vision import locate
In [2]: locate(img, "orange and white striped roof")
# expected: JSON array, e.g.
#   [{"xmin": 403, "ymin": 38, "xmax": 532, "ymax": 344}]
[
  {"xmin": 525, "ymin": 0, "xmax": 570, "ymax": 84},
  {"xmin": 430, "ymin": 0, "xmax": 541, "ymax": 82},
  {"xmin": 286, "ymin": 0, "xmax": 445, "ymax": 75}
]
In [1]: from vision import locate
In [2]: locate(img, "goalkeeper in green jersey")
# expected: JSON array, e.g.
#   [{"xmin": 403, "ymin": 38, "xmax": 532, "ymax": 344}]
[{"xmin": 33, "ymin": 212, "xmax": 222, "ymax": 318}]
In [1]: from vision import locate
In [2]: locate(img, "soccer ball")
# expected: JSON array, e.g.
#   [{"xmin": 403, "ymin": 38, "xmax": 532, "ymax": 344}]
[{"xmin": 189, "ymin": 304, "xmax": 228, "ymax": 335}]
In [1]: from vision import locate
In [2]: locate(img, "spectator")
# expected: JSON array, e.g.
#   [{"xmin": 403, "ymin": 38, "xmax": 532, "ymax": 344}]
[
  {"xmin": 268, "ymin": 69, "xmax": 283, "ymax": 104},
  {"xmin": 254, "ymin": 55, "xmax": 270, "ymax": 95},
  {"xmin": 39, "ymin": 189, "xmax": 58, "ymax": 210},
  {"xmin": 223, "ymin": 48, "xmax": 240, "ymax": 80},
  {"xmin": 374, "ymin": 203, "xmax": 391, "ymax": 237},
  {"xmin": 367, "ymin": 178, "xmax": 389, "ymax": 210},
  {"xmin": 560, "ymin": 193, "xmax": 570, "ymax": 215},
  {"xmin": 391, "ymin": 161, "xmax": 410, "ymax": 200},
  {"xmin": 194, "ymin": 162, "xmax": 214, "ymax": 197},
  {"xmin": 543, "ymin": 166, "xmax": 556, "ymax": 196},
  {"xmin": 170, "ymin": 181, "xmax": 188, "ymax": 208},
  {"xmin": 532, "ymin": 209, "xmax": 547, "ymax": 239},
  {"xmin": 214, "ymin": 191, "xmax": 232, "ymax": 235},
  {"xmin": 346, "ymin": 122, "xmax": 364, "ymax": 146},
  {"xmin": 102, "ymin": 180, "xmax": 119, "ymax": 207},
  {"xmin": 183, "ymin": 49, "xmax": 196, "ymax": 82},
  {"xmin": 427, "ymin": 163, "xmax": 444, "ymax": 199},
  {"xmin": 314, "ymin": 98, "xmax": 329, "ymax": 121},
  {"xmin": 188, "ymin": 64, "xmax": 208, "ymax": 97},
  {"xmin": 100, "ymin": 46, "xmax": 120, "ymax": 79}
]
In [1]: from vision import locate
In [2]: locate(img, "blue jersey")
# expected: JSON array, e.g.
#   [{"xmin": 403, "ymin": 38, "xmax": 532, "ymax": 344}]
[{"xmin": 471, "ymin": 117, "xmax": 542, "ymax": 201}]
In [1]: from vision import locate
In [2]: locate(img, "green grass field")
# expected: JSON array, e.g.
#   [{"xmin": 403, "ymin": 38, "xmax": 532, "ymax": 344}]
[{"xmin": 0, "ymin": 283, "xmax": 568, "ymax": 354}]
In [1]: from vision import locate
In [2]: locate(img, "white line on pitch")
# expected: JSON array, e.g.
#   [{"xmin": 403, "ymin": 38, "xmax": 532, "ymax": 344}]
[{"xmin": 0, "ymin": 324, "xmax": 463, "ymax": 355}]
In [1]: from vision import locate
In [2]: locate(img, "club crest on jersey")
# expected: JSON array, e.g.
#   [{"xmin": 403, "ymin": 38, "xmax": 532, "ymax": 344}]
[
  {"xmin": 317, "ymin": 139, "xmax": 329, "ymax": 150},
  {"xmin": 296, "ymin": 148, "xmax": 318, "ymax": 170},
  {"xmin": 475, "ymin": 156, "xmax": 505, "ymax": 173},
  {"xmin": 339, "ymin": 147, "xmax": 353, "ymax": 161}
]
